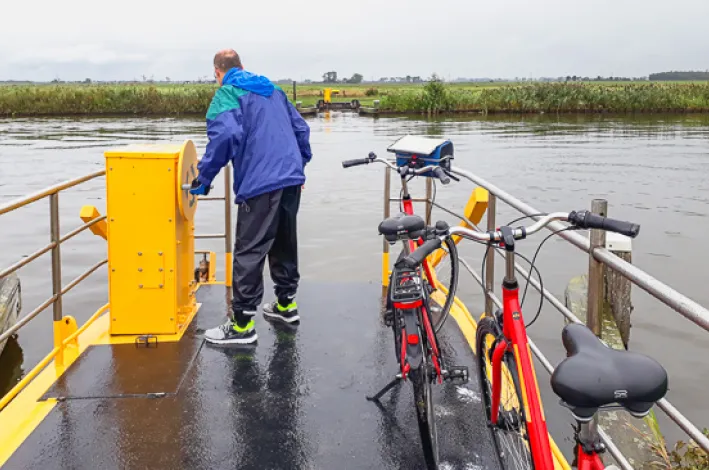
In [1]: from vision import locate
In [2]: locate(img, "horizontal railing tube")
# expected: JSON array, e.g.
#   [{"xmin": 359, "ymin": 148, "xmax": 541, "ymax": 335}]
[
  {"xmin": 390, "ymin": 198, "xmax": 431, "ymax": 203},
  {"xmin": 59, "ymin": 216, "xmax": 107, "ymax": 244},
  {"xmin": 0, "ymin": 295, "xmax": 56, "ymax": 344},
  {"xmin": 657, "ymin": 398, "xmax": 709, "ymax": 453},
  {"xmin": 195, "ymin": 234, "xmax": 225, "ymax": 239},
  {"xmin": 450, "ymin": 166, "xmax": 709, "ymax": 333},
  {"xmin": 0, "ymin": 242, "xmax": 56, "ymax": 279},
  {"xmin": 60, "ymin": 259, "xmax": 108, "ymax": 296},
  {"xmin": 0, "ymin": 170, "xmax": 105, "ymax": 216}
]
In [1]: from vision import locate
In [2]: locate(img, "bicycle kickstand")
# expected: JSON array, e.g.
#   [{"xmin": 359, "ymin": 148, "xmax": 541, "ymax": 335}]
[{"xmin": 366, "ymin": 373, "xmax": 403, "ymax": 402}]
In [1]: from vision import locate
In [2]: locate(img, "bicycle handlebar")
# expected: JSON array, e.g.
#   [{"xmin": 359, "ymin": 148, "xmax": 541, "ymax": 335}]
[
  {"xmin": 431, "ymin": 167, "xmax": 450, "ymax": 185},
  {"xmin": 398, "ymin": 211, "xmax": 640, "ymax": 269},
  {"xmin": 341, "ymin": 152, "xmax": 453, "ymax": 184},
  {"xmin": 341, "ymin": 158, "xmax": 371, "ymax": 168},
  {"xmin": 568, "ymin": 210, "xmax": 640, "ymax": 238}
]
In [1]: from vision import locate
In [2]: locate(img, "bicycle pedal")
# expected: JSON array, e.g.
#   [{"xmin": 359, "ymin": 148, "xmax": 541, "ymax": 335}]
[
  {"xmin": 443, "ymin": 366, "xmax": 469, "ymax": 384},
  {"xmin": 383, "ymin": 309, "xmax": 394, "ymax": 327}
]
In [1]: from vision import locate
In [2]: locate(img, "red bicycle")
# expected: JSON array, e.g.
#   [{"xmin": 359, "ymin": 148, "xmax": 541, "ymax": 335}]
[
  {"xmin": 398, "ymin": 210, "xmax": 669, "ymax": 469},
  {"xmin": 342, "ymin": 150, "xmax": 466, "ymax": 470}
]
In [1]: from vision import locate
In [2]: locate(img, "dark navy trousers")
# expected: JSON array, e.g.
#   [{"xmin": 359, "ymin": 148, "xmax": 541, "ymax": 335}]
[{"xmin": 231, "ymin": 185, "xmax": 301, "ymax": 324}]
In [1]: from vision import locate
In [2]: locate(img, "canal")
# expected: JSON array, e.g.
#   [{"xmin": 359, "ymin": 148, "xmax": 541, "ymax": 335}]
[{"xmin": 1, "ymin": 112, "xmax": 708, "ymax": 456}]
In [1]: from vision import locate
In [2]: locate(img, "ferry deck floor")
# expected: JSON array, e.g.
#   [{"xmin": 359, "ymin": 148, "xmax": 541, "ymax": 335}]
[{"xmin": 4, "ymin": 282, "xmax": 502, "ymax": 470}]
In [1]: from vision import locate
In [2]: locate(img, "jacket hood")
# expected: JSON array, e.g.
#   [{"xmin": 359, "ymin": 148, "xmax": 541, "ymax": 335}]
[{"xmin": 221, "ymin": 67, "xmax": 275, "ymax": 97}]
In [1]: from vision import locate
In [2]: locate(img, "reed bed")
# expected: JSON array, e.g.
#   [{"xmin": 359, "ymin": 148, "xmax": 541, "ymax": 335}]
[
  {"xmin": 2, "ymin": 81, "xmax": 708, "ymax": 116},
  {"xmin": 380, "ymin": 82, "xmax": 709, "ymax": 114}
]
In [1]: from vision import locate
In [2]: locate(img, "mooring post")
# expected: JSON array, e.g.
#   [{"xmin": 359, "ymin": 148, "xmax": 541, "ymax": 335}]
[
  {"xmin": 587, "ymin": 199, "xmax": 608, "ymax": 337},
  {"xmin": 604, "ymin": 231, "xmax": 633, "ymax": 348},
  {"xmin": 292, "ymin": 80, "xmax": 297, "ymax": 102}
]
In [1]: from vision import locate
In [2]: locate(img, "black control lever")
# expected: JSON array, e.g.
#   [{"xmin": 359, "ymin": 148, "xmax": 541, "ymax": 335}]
[{"xmin": 444, "ymin": 169, "xmax": 460, "ymax": 182}]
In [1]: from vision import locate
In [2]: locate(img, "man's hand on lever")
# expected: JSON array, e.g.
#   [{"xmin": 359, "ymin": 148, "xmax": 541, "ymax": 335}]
[{"xmin": 189, "ymin": 178, "xmax": 211, "ymax": 196}]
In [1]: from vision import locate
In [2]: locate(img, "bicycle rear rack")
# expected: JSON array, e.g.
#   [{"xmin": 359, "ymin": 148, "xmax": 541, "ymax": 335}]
[{"xmin": 390, "ymin": 267, "xmax": 424, "ymax": 304}]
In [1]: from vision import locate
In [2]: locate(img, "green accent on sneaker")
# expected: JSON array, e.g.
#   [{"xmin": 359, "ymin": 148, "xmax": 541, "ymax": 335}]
[
  {"xmin": 278, "ymin": 302, "xmax": 297, "ymax": 312},
  {"xmin": 232, "ymin": 319, "xmax": 255, "ymax": 333}
]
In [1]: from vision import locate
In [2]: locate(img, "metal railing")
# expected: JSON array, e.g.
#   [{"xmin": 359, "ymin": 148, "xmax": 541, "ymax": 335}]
[
  {"xmin": 194, "ymin": 165, "xmax": 233, "ymax": 285},
  {"xmin": 0, "ymin": 171, "xmax": 109, "ymax": 409},
  {"xmin": 381, "ymin": 164, "xmax": 709, "ymax": 467},
  {"xmin": 0, "ymin": 171, "xmax": 107, "ymax": 346}
]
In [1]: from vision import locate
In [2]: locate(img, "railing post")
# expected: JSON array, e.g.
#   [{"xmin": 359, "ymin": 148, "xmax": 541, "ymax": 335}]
[
  {"xmin": 49, "ymin": 193, "xmax": 64, "ymax": 366},
  {"xmin": 425, "ymin": 177, "xmax": 432, "ymax": 225},
  {"xmin": 224, "ymin": 166, "xmax": 233, "ymax": 297},
  {"xmin": 587, "ymin": 199, "xmax": 607, "ymax": 337},
  {"xmin": 382, "ymin": 166, "xmax": 391, "ymax": 292},
  {"xmin": 485, "ymin": 194, "xmax": 496, "ymax": 315}
]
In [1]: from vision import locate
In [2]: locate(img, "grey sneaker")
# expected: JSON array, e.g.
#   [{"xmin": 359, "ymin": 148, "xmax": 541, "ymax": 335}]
[
  {"xmin": 204, "ymin": 319, "xmax": 257, "ymax": 344},
  {"xmin": 262, "ymin": 300, "xmax": 300, "ymax": 323}
]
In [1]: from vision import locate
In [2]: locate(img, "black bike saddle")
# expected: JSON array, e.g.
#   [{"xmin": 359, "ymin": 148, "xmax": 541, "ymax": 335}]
[
  {"xmin": 550, "ymin": 323, "xmax": 668, "ymax": 420},
  {"xmin": 378, "ymin": 214, "xmax": 426, "ymax": 242}
]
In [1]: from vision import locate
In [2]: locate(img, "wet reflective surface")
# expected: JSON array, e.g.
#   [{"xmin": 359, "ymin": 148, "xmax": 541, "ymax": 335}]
[
  {"xmin": 2, "ymin": 113, "xmax": 709, "ymax": 452},
  {"xmin": 8, "ymin": 283, "xmax": 500, "ymax": 470}
]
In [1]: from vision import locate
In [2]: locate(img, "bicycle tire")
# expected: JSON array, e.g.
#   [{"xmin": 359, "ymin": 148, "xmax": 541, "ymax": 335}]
[
  {"xmin": 410, "ymin": 360, "xmax": 439, "ymax": 469},
  {"xmin": 476, "ymin": 316, "xmax": 534, "ymax": 470},
  {"xmin": 429, "ymin": 237, "xmax": 459, "ymax": 334}
]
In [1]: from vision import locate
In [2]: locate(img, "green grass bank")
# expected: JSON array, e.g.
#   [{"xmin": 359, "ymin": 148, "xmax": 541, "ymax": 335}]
[{"xmin": 1, "ymin": 81, "xmax": 709, "ymax": 117}]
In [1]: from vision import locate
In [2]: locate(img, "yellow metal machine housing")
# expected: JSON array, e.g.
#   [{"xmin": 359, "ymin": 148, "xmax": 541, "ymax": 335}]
[{"xmin": 103, "ymin": 141, "xmax": 199, "ymax": 336}]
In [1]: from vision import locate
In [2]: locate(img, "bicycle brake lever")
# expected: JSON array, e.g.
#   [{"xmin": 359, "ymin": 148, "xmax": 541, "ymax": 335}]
[{"xmin": 444, "ymin": 169, "xmax": 460, "ymax": 182}]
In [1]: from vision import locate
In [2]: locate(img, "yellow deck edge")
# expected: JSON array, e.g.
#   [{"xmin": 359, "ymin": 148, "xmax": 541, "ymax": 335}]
[
  {"xmin": 0, "ymin": 308, "xmax": 110, "ymax": 468},
  {"xmin": 0, "ymin": 288, "xmax": 206, "ymax": 468}
]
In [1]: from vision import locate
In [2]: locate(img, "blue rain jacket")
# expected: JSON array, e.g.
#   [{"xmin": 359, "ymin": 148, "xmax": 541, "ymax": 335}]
[{"xmin": 196, "ymin": 67, "xmax": 312, "ymax": 203}]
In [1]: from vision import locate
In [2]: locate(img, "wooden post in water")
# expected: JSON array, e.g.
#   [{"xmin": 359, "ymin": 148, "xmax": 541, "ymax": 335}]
[
  {"xmin": 587, "ymin": 199, "xmax": 607, "ymax": 338},
  {"xmin": 604, "ymin": 231, "xmax": 633, "ymax": 349},
  {"xmin": 292, "ymin": 81, "xmax": 297, "ymax": 102}
]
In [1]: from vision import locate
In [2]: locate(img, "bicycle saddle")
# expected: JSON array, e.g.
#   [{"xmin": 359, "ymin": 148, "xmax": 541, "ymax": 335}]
[
  {"xmin": 378, "ymin": 214, "xmax": 426, "ymax": 242},
  {"xmin": 550, "ymin": 323, "xmax": 668, "ymax": 420}
]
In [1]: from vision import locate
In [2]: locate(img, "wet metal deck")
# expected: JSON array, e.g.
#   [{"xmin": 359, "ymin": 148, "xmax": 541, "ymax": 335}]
[{"xmin": 6, "ymin": 283, "xmax": 499, "ymax": 470}]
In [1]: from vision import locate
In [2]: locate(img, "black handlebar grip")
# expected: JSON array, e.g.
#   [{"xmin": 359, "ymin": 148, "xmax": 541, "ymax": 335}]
[
  {"xmin": 569, "ymin": 210, "xmax": 640, "ymax": 238},
  {"xmin": 396, "ymin": 238, "xmax": 443, "ymax": 269},
  {"xmin": 342, "ymin": 158, "xmax": 370, "ymax": 168},
  {"xmin": 432, "ymin": 167, "xmax": 450, "ymax": 185}
]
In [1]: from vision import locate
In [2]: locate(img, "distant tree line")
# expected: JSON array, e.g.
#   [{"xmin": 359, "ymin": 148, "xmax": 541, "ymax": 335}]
[
  {"xmin": 321, "ymin": 71, "xmax": 421, "ymax": 84},
  {"xmin": 649, "ymin": 71, "xmax": 709, "ymax": 81},
  {"xmin": 322, "ymin": 71, "xmax": 364, "ymax": 84}
]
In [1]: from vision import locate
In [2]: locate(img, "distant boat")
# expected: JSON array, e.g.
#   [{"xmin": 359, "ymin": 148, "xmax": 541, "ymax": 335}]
[{"xmin": 0, "ymin": 273, "xmax": 21, "ymax": 357}]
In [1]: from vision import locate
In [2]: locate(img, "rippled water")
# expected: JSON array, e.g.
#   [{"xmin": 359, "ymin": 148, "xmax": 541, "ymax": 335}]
[{"xmin": 1, "ymin": 112, "xmax": 708, "ymax": 448}]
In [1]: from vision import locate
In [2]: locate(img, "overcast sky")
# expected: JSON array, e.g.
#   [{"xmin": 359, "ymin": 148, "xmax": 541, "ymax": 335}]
[{"xmin": 1, "ymin": 0, "xmax": 708, "ymax": 82}]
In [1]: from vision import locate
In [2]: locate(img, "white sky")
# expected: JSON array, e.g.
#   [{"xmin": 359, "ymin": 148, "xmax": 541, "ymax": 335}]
[{"xmin": 1, "ymin": 0, "xmax": 708, "ymax": 82}]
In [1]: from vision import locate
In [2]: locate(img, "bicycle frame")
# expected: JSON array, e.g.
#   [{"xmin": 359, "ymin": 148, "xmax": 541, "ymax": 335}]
[
  {"xmin": 489, "ymin": 248, "xmax": 555, "ymax": 469},
  {"xmin": 578, "ymin": 446, "xmax": 605, "ymax": 470},
  {"xmin": 394, "ymin": 176, "xmax": 442, "ymax": 382},
  {"xmin": 490, "ymin": 249, "xmax": 611, "ymax": 469}
]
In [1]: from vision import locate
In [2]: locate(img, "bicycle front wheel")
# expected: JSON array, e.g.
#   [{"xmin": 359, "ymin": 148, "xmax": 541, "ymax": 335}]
[
  {"xmin": 410, "ymin": 361, "xmax": 438, "ymax": 469},
  {"xmin": 476, "ymin": 316, "xmax": 534, "ymax": 470}
]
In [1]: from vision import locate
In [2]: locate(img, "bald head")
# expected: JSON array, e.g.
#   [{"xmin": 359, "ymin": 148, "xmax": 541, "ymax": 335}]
[{"xmin": 214, "ymin": 49, "xmax": 242, "ymax": 73}]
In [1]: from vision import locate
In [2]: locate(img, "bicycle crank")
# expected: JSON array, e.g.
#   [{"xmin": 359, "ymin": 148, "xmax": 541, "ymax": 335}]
[{"xmin": 440, "ymin": 366, "xmax": 469, "ymax": 384}]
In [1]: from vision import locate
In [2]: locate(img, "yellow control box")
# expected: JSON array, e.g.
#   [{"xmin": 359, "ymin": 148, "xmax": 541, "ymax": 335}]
[{"xmin": 104, "ymin": 141, "xmax": 199, "ymax": 335}]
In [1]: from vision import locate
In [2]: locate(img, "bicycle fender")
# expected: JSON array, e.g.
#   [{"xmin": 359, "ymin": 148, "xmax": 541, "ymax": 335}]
[{"xmin": 402, "ymin": 309, "xmax": 423, "ymax": 369}]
